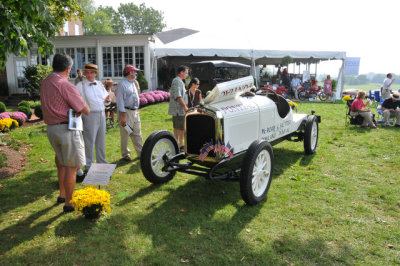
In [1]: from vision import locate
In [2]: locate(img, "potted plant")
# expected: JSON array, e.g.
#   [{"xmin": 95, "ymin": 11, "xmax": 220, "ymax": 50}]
[{"xmin": 71, "ymin": 186, "xmax": 111, "ymax": 219}]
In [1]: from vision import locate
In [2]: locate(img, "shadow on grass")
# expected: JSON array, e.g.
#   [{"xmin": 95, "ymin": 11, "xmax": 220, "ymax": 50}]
[
  {"xmin": 0, "ymin": 205, "xmax": 62, "ymax": 255},
  {"xmin": 0, "ymin": 170, "xmax": 58, "ymax": 214},
  {"xmin": 273, "ymin": 147, "xmax": 310, "ymax": 175}
]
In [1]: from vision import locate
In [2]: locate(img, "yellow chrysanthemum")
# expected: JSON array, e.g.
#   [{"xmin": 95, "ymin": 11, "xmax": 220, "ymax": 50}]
[
  {"xmin": 342, "ymin": 95, "xmax": 352, "ymax": 101},
  {"xmin": 0, "ymin": 118, "xmax": 19, "ymax": 132},
  {"xmin": 71, "ymin": 186, "xmax": 111, "ymax": 215}
]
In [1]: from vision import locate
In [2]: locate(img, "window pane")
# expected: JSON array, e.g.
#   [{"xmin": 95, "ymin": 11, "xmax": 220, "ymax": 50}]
[
  {"xmin": 65, "ymin": 48, "xmax": 76, "ymax": 78},
  {"xmin": 113, "ymin": 47, "xmax": 122, "ymax": 77},
  {"xmin": 102, "ymin": 47, "xmax": 112, "ymax": 77},
  {"xmin": 124, "ymin": 47, "xmax": 133, "ymax": 65},
  {"xmin": 76, "ymin": 48, "xmax": 85, "ymax": 71},
  {"xmin": 87, "ymin": 47, "xmax": 96, "ymax": 64},
  {"xmin": 40, "ymin": 54, "xmax": 51, "ymax": 66},
  {"xmin": 30, "ymin": 49, "xmax": 38, "ymax": 65},
  {"xmin": 135, "ymin": 46, "xmax": 144, "ymax": 72},
  {"xmin": 16, "ymin": 60, "xmax": 27, "ymax": 88}
]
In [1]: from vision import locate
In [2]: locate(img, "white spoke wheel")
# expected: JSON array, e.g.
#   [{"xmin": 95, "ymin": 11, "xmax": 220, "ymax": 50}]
[
  {"xmin": 304, "ymin": 115, "xmax": 319, "ymax": 155},
  {"xmin": 318, "ymin": 92, "xmax": 327, "ymax": 101},
  {"xmin": 141, "ymin": 130, "xmax": 178, "ymax": 184},
  {"xmin": 240, "ymin": 140, "xmax": 274, "ymax": 206}
]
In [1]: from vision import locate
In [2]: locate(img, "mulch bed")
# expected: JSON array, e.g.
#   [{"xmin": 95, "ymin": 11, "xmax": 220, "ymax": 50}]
[{"xmin": 0, "ymin": 114, "xmax": 44, "ymax": 179}]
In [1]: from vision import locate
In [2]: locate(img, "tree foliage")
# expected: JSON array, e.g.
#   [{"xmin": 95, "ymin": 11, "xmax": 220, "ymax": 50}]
[
  {"xmin": 118, "ymin": 3, "xmax": 166, "ymax": 34},
  {"xmin": 82, "ymin": 2, "xmax": 166, "ymax": 35},
  {"xmin": 23, "ymin": 64, "xmax": 53, "ymax": 101},
  {"xmin": 0, "ymin": 0, "xmax": 83, "ymax": 69}
]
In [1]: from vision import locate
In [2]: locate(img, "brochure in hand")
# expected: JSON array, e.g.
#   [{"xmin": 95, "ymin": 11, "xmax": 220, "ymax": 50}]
[
  {"xmin": 123, "ymin": 124, "xmax": 133, "ymax": 135},
  {"xmin": 68, "ymin": 109, "xmax": 83, "ymax": 131}
]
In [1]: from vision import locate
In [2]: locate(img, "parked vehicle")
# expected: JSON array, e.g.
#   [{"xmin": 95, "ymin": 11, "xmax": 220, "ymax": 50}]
[
  {"xmin": 298, "ymin": 82, "xmax": 327, "ymax": 101},
  {"xmin": 261, "ymin": 85, "xmax": 289, "ymax": 98},
  {"xmin": 140, "ymin": 76, "xmax": 321, "ymax": 205},
  {"xmin": 190, "ymin": 60, "xmax": 250, "ymax": 95}
]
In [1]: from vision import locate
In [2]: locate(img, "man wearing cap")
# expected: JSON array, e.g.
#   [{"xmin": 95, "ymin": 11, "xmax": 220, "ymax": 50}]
[
  {"xmin": 381, "ymin": 92, "xmax": 400, "ymax": 127},
  {"xmin": 40, "ymin": 54, "xmax": 90, "ymax": 213},
  {"xmin": 76, "ymin": 64, "xmax": 110, "ymax": 175},
  {"xmin": 116, "ymin": 65, "xmax": 143, "ymax": 160},
  {"xmin": 168, "ymin": 65, "xmax": 189, "ymax": 150}
]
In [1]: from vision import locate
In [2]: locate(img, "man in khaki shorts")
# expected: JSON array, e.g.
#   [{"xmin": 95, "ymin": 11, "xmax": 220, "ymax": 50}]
[
  {"xmin": 40, "ymin": 54, "xmax": 90, "ymax": 213},
  {"xmin": 168, "ymin": 65, "xmax": 189, "ymax": 151}
]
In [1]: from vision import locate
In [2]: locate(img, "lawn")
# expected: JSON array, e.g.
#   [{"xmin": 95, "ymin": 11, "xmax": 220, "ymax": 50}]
[{"xmin": 1, "ymin": 101, "xmax": 400, "ymax": 265}]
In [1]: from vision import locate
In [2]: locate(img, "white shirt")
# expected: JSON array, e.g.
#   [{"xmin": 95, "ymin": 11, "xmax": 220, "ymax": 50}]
[
  {"xmin": 382, "ymin": 77, "xmax": 392, "ymax": 99},
  {"xmin": 76, "ymin": 80, "xmax": 109, "ymax": 111}
]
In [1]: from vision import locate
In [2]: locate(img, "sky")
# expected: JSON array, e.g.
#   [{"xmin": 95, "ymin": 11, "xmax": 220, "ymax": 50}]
[{"xmin": 95, "ymin": 0, "xmax": 399, "ymax": 75}]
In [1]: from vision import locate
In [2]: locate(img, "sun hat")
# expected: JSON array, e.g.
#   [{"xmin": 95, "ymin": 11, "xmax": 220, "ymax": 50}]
[
  {"xmin": 123, "ymin": 65, "xmax": 140, "ymax": 73},
  {"xmin": 82, "ymin": 63, "xmax": 99, "ymax": 72},
  {"xmin": 104, "ymin": 78, "xmax": 113, "ymax": 85},
  {"xmin": 392, "ymin": 92, "xmax": 400, "ymax": 101}
]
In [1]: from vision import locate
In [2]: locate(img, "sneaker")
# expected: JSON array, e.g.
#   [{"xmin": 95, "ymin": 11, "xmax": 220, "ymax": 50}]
[{"xmin": 76, "ymin": 170, "xmax": 87, "ymax": 183}]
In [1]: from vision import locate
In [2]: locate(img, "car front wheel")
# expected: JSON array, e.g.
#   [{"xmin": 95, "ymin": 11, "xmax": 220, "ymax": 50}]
[
  {"xmin": 140, "ymin": 130, "xmax": 178, "ymax": 184},
  {"xmin": 304, "ymin": 115, "xmax": 319, "ymax": 154},
  {"xmin": 240, "ymin": 140, "xmax": 274, "ymax": 205}
]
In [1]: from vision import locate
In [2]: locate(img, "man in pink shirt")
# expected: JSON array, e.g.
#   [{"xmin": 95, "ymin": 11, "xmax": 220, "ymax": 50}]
[{"xmin": 40, "ymin": 54, "xmax": 90, "ymax": 213}]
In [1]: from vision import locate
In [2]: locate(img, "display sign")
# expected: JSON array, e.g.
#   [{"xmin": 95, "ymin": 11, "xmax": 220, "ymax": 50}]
[
  {"xmin": 83, "ymin": 163, "xmax": 117, "ymax": 185},
  {"xmin": 344, "ymin": 57, "xmax": 360, "ymax": 76}
]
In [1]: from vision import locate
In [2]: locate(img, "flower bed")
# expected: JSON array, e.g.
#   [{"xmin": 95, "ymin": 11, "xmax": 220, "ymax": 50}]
[
  {"xmin": 0, "ymin": 118, "xmax": 19, "ymax": 132},
  {"xmin": 139, "ymin": 90, "xmax": 170, "ymax": 108}
]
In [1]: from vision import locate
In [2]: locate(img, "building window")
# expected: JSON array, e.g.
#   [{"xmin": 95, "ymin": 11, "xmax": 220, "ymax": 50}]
[
  {"xmin": 75, "ymin": 24, "xmax": 80, "ymax": 36},
  {"xmin": 101, "ymin": 46, "xmax": 144, "ymax": 77},
  {"xmin": 113, "ymin": 47, "xmax": 123, "ymax": 77},
  {"xmin": 16, "ymin": 60, "xmax": 27, "ymax": 88},
  {"xmin": 65, "ymin": 48, "xmax": 76, "ymax": 78},
  {"xmin": 103, "ymin": 47, "xmax": 112, "ymax": 77},
  {"xmin": 63, "ymin": 22, "xmax": 69, "ymax": 36},
  {"xmin": 135, "ymin": 46, "xmax": 144, "ymax": 71},
  {"xmin": 87, "ymin": 47, "xmax": 96, "ymax": 64},
  {"xmin": 30, "ymin": 49, "xmax": 38, "ymax": 66},
  {"xmin": 76, "ymin": 48, "xmax": 85, "ymax": 71},
  {"xmin": 124, "ymin": 47, "xmax": 133, "ymax": 66}
]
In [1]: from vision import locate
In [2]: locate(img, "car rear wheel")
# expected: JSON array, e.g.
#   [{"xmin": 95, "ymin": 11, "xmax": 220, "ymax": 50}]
[
  {"xmin": 304, "ymin": 115, "xmax": 319, "ymax": 154},
  {"xmin": 240, "ymin": 140, "xmax": 274, "ymax": 205},
  {"xmin": 140, "ymin": 130, "xmax": 178, "ymax": 184}
]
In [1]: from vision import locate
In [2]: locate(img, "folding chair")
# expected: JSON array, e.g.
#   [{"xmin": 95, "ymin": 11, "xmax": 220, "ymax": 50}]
[{"xmin": 345, "ymin": 99, "xmax": 363, "ymax": 127}]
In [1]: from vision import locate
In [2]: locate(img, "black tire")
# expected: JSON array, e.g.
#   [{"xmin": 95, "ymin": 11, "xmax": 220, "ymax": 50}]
[
  {"xmin": 304, "ymin": 115, "xmax": 319, "ymax": 155},
  {"xmin": 240, "ymin": 140, "xmax": 274, "ymax": 206},
  {"xmin": 298, "ymin": 91, "xmax": 307, "ymax": 101},
  {"xmin": 318, "ymin": 92, "xmax": 327, "ymax": 101},
  {"xmin": 140, "ymin": 130, "xmax": 178, "ymax": 184}
]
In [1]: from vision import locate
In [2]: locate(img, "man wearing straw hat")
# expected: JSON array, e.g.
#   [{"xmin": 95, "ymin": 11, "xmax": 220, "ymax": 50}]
[
  {"xmin": 116, "ymin": 65, "xmax": 143, "ymax": 161},
  {"xmin": 76, "ymin": 64, "xmax": 110, "ymax": 178}
]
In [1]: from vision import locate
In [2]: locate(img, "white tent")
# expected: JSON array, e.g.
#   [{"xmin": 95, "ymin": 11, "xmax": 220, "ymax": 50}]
[{"xmin": 154, "ymin": 48, "xmax": 346, "ymax": 99}]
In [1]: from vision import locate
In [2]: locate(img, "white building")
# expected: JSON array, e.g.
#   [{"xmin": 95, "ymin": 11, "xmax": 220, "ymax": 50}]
[{"xmin": 5, "ymin": 34, "xmax": 156, "ymax": 94}]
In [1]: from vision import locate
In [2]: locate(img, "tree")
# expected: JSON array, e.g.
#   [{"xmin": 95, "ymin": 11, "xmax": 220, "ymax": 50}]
[
  {"xmin": 118, "ymin": 3, "xmax": 166, "ymax": 34},
  {"xmin": 0, "ymin": 0, "xmax": 83, "ymax": 69},
  {"xmin": 83, "ymin": 9, "xmax": 115, "ymax": 35}
]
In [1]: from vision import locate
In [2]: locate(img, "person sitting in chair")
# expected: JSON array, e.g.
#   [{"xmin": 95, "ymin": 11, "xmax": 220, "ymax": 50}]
[
  {"xmin": 350, "ymin": 91, "xmax": 378, "ymax": 129},
  {"xmin": 381, "ymin": 92, "xmax": 400, "ymax": 127}
]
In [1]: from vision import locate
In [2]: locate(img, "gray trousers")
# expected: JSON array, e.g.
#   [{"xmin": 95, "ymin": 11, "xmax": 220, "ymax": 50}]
[
  {"xmin": 350, "ymin": 111, "xmax": 375, "ymax": 127},
  {"xmin": 119, "ymin": 109, "xmax": 143, "ymax": 158},
  {"xmin": 82, "ymin": 110, "xmax": 107, "ymax": 170},
  {"xmin": 383, "ymin": 109, "xmax": 400, "ymax": 125}
]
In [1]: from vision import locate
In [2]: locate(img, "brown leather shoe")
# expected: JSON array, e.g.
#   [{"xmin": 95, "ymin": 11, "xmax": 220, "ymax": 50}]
[{"xmin": 123, "ymin": 155, "xmax": 131, "ymax": 161}]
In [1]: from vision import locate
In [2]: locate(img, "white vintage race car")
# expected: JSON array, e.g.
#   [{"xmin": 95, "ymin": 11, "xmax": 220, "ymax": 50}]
[{"xmin": 140, "ymin": 76, "xmax": 321, "ymax": 205}]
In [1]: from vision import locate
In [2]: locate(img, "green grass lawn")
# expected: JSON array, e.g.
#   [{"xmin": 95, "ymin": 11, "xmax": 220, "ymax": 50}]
[{"xmin": 1, "ymin": 101, "xmax": 400, "ymax": 265}]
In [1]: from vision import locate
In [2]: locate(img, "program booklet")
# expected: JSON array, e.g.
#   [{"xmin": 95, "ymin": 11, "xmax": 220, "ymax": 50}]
[
  {"xmin": 68, "ymin": 109, "xmax": 83, "ymax": 131},
  {"xmin": 123, "ymin": 124, "xmax": 133, "ymax": 135}
]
